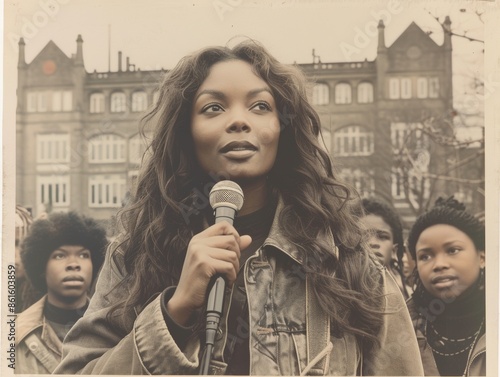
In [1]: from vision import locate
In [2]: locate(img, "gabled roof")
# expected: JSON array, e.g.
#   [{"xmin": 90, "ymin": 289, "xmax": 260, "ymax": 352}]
[
  {"xmin": 388, "ymin": 21, "xmax": 441, "ymax": 51},
  {"xmin": 29, "ymin": 40, "xmax": 71, "ymax": 65}
]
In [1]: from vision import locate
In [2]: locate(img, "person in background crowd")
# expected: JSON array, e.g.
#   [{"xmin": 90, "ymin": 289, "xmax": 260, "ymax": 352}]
[
  {"xmin": 407, "ymin": 197, "xmax": 485, "ymax": 376},
  {"xmin": 15, "ymin": 205, "xmax": 36, "ymax": 312},
  {"xmin": 54, "ymin": 39, "xmax": 423, "ymax": 375},
  {"xmin": 16, "ymin": 211, "xmax": 107, "ymax": 374},
  {"xmin": 360, "ymin": 197, "xmax": 412, "ymax": 299}
]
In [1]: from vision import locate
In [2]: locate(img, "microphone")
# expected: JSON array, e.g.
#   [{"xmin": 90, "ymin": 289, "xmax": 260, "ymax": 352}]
[{"xmin": 200, "ymin": 180, "xmax": 244, "ymax": 375}]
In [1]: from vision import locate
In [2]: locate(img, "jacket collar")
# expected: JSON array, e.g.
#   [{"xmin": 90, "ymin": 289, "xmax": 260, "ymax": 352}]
[
  {"xmin": 262, "ymin": 196, "xmax": 338, "ymax": 265},
  {"xmin": 16, "ymin": 295, "xmax": 63, "ymax": 356},
  {"xmin": 16, "ymin": 295, "xmax": 47, "ymax": 344}
]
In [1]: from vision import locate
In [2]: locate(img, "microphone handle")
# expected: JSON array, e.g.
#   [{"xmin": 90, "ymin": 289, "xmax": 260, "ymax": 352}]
[
  {"xmin": 206, "ymin": 205, "xmax": 237, "ymax": 332},
  {"xmin": 200, "ymin": 206, "xmax": 237, "ymax": 374}
]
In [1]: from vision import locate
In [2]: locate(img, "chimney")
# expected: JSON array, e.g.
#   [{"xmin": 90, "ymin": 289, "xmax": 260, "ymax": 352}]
[
  {"xmin": 443, "ymin": 16, "xmax": 452, "ymax": 50},
  {"xmin": 118, "ymin": 51, "xmax": 122, "ymax": 72},
  {"xmin": 75, "ymin": 34, "xmax": 84, "ymax": 66},
  {"xmin": 18, "ymin": 38, "xmax": 27, "ymax": 68},
  {"xmin": 126, "ymin": 56, "xmax": 130, "ymax": 72},
  {"xmin": 377, "ymin": 20, "xmax": 386, "ymax": 52}
]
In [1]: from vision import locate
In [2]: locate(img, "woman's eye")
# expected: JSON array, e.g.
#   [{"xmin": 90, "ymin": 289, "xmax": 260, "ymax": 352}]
[
  {"xmin": 418, "ymin": 254, "xmax": 430, "ymax": 262},
  {"xmin": 251, "ymin": 101, "xmax": 272, "ymax": 111},
  {"xmin": 80, "ymin": 253, "xmax": 91, "ymax": 259},
  {"xmin": 448, "ymin": 247, "xmax": 461, "ymax": 254},
  {"xmin": 53, "ymin": 254, "xmax": 65, "ymax": 260},
  {"xmin": 203, "ymin": 104, "xmax": 224, "ymax": 113}
]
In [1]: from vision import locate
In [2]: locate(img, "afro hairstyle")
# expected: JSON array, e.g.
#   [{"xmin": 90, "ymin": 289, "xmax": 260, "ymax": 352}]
[
  {"xmin": 361, "ymin": 197, "xmax": 405, "ymax": 262},
  {"xmin": 21, "ymin": 211, "xmax": 107, "ymax": 294},
  {"xmin": 407, "ymin": 196, "xmax": 484, "ymax": 260}
]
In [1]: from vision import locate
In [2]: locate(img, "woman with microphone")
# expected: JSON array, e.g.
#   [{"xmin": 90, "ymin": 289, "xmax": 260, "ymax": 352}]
[{"xmin": 55, "ymin": 40, "xmax": 423, "ymax": 375}]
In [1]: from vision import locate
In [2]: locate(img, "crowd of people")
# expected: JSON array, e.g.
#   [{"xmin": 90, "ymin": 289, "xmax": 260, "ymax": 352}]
[{"xmin": 14, "ymin": 39, "xmax": 487, "ymax": 376}]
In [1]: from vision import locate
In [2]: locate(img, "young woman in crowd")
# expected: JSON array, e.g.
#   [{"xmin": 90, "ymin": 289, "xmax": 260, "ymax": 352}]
[
  {"xmin": 360, "ymin": 197, "xmax": 412, "ymax": 299},
  {"xmin": 55, "ymin": 40, "xmax": 423, "ymax": 375},
  {"xmin": 407, "ymin": 197, "xmax": 485, "ymax": 376}
]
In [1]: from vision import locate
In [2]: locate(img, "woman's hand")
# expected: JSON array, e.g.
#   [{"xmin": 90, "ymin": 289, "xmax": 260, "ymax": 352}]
[{"xmin": 167, "ymin": 221, "xmax": 252, "ymax": 325}]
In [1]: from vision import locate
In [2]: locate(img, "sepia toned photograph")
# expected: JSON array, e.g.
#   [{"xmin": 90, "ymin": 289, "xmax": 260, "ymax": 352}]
[{"xmin": 2, "ymin": 0, "xmax": 499, "ymax": 375}]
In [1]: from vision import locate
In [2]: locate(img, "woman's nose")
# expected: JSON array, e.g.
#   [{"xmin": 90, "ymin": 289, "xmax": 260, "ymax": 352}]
[
  {"xmin": 432, "ymin": 253, "xmax": 450, "ymax": 271},
  {"xmin": 368, "ymin": 236, "xmax": 380, "ymax": 249},
  {"xmin": 226, "ymin": 110, "xmax": 251, "ymax": 133},
  {"xmin": 66, "ymin": 259, "xmax": 81, "ymax": 271}
]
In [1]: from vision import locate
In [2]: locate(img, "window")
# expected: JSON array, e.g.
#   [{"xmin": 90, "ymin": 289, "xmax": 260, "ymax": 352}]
[
  {"xmin": 333, "ymin": 126, "xmax": 374, "ymax": 156},
  {"xmin": 391, "ymin": 167, "xmax": 405, "ymax": 199},
  {"xmin": 335, "ymin": 83, "xmax": 352, "ymax": 104},
  {"xmin": 52, "ymin": 91, "xmax": 62, "ymax": 112},
  {"xmin": 26, "ymin": 90, "xmax": 72, "ymax": 112},
  {"xmin": 27, "ymin": 92, "xmax": 38, "ymax": 112},
  {"xmin": 131, "ymin": 91, "xmax": 148, "ymax": 112},
  {"xmin": 129, "ymin": 133, "xmax": 151, "ymax": 164},
  {"xmin": 90, "ymin": 93, "xmax": 105, "ymax": 113},
  {"xmin": 401, "ymin": 78, "xmax": 412, "ymax": 99},
  {"xmin": 88, "ymin": 175, "xmax": 126, "ymax": 208},
  {"xmin": 62, "ymin": 91, "xmax": 72, "ymax": 111},
  {"xmin": 37, "ymin": 175, "xmax": 70, "ymax": 208},
  {"xmin": 429, "ymin": 77, "xmax": 439, "ymax": 98},
  {"xmin": 391, "ymin": 122, "xmax": 429, "ymax": 152},
  {"xmin": 37, "ymin": 91, "xmax": 48, "ymax": 112},
  {"xmin": 357, "ymin": 82, "xmax": 374, "ymax": 103},
  {"xmin": 392, "ymin": 167, "xmax": 430, "ymax": 208},
  {"xmin": 312, "ymin": 83, "xmax": 329, "ymax": 105},
  {"xmin": 111, "ymin": 92, "xmax": 127, "ymax": 113},
  {"xmin": 37, "ymin": 133, "xmax": 70, "ymax": 163},
  {"xmin": 417, "ymin": 78, "xmax": 428, "ymax": 98},
  {"xmin": 89, "ymin": 134, "xmax": 126, "ymax": 163},
  {"xmin": 389, "ymin": 78, "xmax": 400, "ymax": 99},
  {"xmin": 338, "ymin": 168, "xmax": 375, "ymax": 198}
]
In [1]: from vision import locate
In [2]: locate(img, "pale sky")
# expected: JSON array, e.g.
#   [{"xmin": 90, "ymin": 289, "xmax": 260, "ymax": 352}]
[{"xmin": 4, "ymin": 0, "xmax": 487, "ymax": 71}]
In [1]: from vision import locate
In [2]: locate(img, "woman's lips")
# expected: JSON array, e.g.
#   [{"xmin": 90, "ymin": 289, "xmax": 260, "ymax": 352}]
[
  {"xmin": 222, "ymin": 149, "xmax": 257, "ymax": 159},
  {"xmin": 62, "ymin": 275, "xmax": 85, "ymax": 287},
  {"xmin": 220, "ymin": 141, "xmax": 258, "ymax": 160},
  {"xmin": 431, "ymin": 275, "xmax": 457, "ymax": 289}
]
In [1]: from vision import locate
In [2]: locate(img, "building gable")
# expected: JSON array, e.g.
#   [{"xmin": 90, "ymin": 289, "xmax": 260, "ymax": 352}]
[
  {"xmin": 387, "ymin": 22, "xmax": 444, "ymax": 73},
  {"xmin": 25, "ymin": 40, "xmax": 75, "ymax": 86}
]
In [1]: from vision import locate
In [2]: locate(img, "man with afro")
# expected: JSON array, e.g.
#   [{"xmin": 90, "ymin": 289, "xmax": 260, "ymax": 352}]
[{"xmin": 16, "ymin": 211, "xmax": 107, "ymax": 374}]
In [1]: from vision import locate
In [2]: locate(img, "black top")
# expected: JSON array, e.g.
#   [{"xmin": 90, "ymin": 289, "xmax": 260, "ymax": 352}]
[
  {"xmin": 415, "ymin": 277, "xmax": 485, "ymax": 376},
  {"xmin": 44, "ymin": 300, "xmax": 89, "ymax": 342}
]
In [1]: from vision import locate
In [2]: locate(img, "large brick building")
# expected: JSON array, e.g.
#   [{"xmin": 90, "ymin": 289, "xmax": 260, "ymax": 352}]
[{"xmin": 17, "ymin": 18, "xmax": 480, "ymax": 228}]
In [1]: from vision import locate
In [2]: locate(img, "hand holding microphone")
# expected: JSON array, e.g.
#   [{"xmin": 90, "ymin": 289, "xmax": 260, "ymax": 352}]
[{"xmin": 167, "ymin": 181, "xmax": 250, "ymax": 327}]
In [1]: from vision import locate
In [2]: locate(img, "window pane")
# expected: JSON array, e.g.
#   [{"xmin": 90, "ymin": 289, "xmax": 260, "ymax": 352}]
[
  {"xmin": 52, "ymin": 91, "xmax": 62, "ymax": 112},
  {"xmin": 389, "ymin": 78, "xmax": 400, "ymax": 99},
  {"xmin": 312, "ymin": 84, "xmax": 329, "ymax": 105},
  {"xmin": 335, "ymin": 83, "xmax": 351, "ymax": 104},
  {"xmin": 111, "ymin": 92, "xmax": 126, "ymax": 112},
  {"xmin": 357, "ymin": 82, "xmax": 373, "ymax": 103},
  {"xmin": 401, "ymin": 78, "xmax": 412, "ymax": 99},
  {"xmin": 429, "ymin": 78, "xmax": 439, "ymax": 98},
  {"xmin": 417, "ymin": 78, "xmax": 428, "ymax": 98}
]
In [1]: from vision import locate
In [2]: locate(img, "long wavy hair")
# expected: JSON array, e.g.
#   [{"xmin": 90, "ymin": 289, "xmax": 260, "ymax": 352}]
[{"xmin": 111, "ymin": 40, "xmax": 384, "ymax": 351}]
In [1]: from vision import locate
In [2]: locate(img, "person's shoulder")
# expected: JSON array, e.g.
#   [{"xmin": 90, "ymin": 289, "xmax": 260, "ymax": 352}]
[{"xmin": 16, "ymin": 296, "xmax": 47, "ymax": 345}]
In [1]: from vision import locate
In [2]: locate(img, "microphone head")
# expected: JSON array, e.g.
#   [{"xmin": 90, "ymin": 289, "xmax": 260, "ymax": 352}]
[{"xmin": 209, "ymin": 180, "xmax": 244, "ymax": 211}]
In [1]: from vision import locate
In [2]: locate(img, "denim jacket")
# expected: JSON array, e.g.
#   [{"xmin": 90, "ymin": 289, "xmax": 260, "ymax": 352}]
[{"xmin": 55, "ymin": 200, "xmax": 424, "ymax": 375}]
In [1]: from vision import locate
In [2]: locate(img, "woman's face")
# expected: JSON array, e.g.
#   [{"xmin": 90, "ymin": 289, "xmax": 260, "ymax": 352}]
[
  {"xmin": 416, "ymin": 224, "xmax": 485, "ymax": 300},
  {"xmin": 360, "ymin": 214, "xmax": 395, "ymax": 267},
  {"xmin": 191, "ymin": 59, "xmax": 280, "ymax": 185}
]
